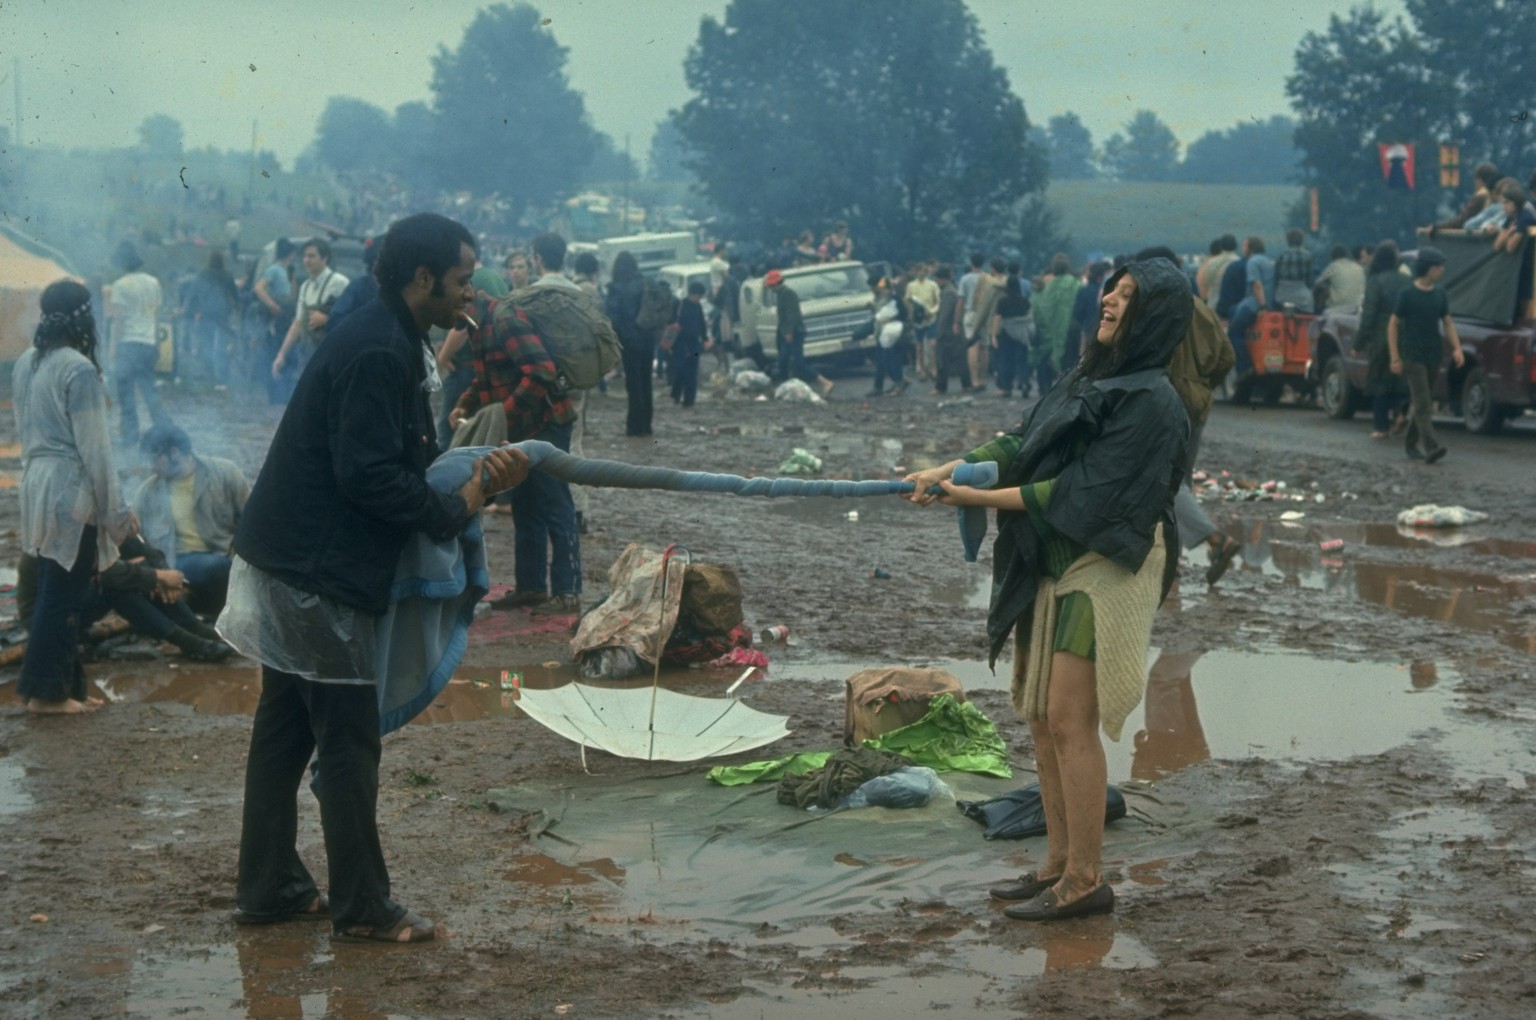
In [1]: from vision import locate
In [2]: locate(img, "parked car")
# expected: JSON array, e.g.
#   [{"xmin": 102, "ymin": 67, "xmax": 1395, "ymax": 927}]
[
  {"xmin": 738, "ymin": 261, "xmax": 876, "ymax": 364},
  {"xmin": 1311, "ymin": 230, "xmax": 1536, "ymax": 434}
]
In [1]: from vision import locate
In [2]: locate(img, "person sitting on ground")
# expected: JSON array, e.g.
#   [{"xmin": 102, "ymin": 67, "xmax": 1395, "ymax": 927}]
[
  {"xmin": 133, "ymin": 423, "xmax": 250, "ymax": 615},
  {"xmin": 18, "ymin": 534, "xmax": 234, "ymax": 663},
  {"xmin": 905, "ymin": 257, "xmax": 1189, "ymax": 923},
  {"xmin": 1312, "ymin": 244, "xmax": 1367, "ymax": 314}
]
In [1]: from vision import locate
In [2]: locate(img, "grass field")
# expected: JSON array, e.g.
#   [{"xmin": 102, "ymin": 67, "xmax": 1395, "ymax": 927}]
[{"xmin": 1046, "ymin": 180, "xmax": 1304, "ymax": 260}]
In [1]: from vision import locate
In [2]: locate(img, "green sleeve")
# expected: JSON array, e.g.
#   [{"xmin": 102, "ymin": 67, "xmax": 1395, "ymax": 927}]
[
  {"xmin": 963, "ymin": 433, "xmax": 1022, "ymax": 470},
  {"xmin": 1020, "ymin": 478, "xmax": 1056, "ymax": 541}
]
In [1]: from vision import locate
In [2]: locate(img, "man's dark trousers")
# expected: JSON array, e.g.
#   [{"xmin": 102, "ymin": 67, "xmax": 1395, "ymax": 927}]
[{"xmin": 236, "ymin": 666, "xmax": 403, "ymax": 932}]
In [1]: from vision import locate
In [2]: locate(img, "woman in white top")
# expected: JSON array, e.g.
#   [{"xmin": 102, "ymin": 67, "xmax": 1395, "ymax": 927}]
[{"xmin": 12, "ymin": 280, "xmax": 134, "ymax": 713}]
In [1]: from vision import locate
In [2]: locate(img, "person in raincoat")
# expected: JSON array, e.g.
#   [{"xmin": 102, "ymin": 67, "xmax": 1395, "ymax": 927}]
[
  {"xmin": 1031, "ymin": 254, "xmax": 1081, "ymax": 397},
  {"xmin": 904, "ymin": 258, "xmax": 1190, "ymax": 921},
  {"xmin": 12, "ymin": 280, "xmax": 136, "ymax": 714}
]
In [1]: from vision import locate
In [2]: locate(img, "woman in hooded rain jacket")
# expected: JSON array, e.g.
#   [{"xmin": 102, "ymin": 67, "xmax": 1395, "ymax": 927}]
[{"xmin": 905, "ymin": 258, "xmax": 1190, "ymax": 921}]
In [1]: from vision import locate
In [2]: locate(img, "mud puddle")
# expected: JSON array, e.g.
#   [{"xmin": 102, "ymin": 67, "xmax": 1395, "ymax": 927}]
[
  {"xmin": 483, "ymin": 769, "xmax": 1162, "ymax": 1016},
  {"xmin": 1197, "ymin": 517, "xmax": 1536, "ymax": 653},
  {"xmin": 0, "ymin": 749, "xmax": 29, "ymax": 816},
  {"xmin": 673, "ymin": 932, "xmax": 1156, "ymax": 1019},
  {"xmin": 34, "ymin": 644, "xmax": 1524, "ymax": 788},
  {"xmin": 107, "ymin": 931, "xmax": 411, "ymax": 1020},
  {"xmin": 777, "ymin": 648, "xmax": 1530, "ymax": 784}
]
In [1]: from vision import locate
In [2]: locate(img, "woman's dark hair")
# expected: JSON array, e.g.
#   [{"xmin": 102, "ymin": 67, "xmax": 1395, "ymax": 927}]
[
  {"xmin": 113, "ymin": 240, "xmax": 143, "ymax": 273},
  {"xmin": 1367, "ymin": 240, "xmax": 1399, "ymax": 276},
  {"xmin": 1329, "ymin": 244, "xmax": 1349, "ymax": 261},
  {"xmin": 204, "ymin": 251, "xmax": 225, "ymax": 274},
  {"xmin": 1050, "ymin": 252, "xmax": 1072, "ymax": 276},
  {"xmin": 1004, "ymin": 273, "xmax": 1023, "ymax": 300},
  {"xmin": 610, "ymin": 250, "xmax": 640, "ymax": 285},
  {"xmin": 373, "ymin": 213, "xmax": 476, "ymax": 296},
  {"xmin": 574, "ymin": 252, "xmax": 600, "ymax": 277},
  {"xmin": 33, "ymin": 279, "xmax": 100, "ymax": 369},
  {"xmin": 1077, "ymin": 268, "xmax": 1140, "ymax": 381}
]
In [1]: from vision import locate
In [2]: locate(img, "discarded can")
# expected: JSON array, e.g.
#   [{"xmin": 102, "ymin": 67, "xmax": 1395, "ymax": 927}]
[
  {"xmin": 760, "ymin": 625, "xmax": 790, "ymax": 643},
  {"xmin": 500, "ymin": 670, "xmax": 522, "ymax": 691},
  {"xmin": 871, "ymin": 567, "xmax": 892, "ymax": 579},
  {"xmin": 1319, "ymin": 539, "xmax": 1344, "ymax": 552}
]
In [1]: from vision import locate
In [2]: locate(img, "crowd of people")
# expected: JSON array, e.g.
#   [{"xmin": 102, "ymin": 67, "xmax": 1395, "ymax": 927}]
[{"xmin": 9, "ymin": 155, "xmax": 1531, "ymax": 944}]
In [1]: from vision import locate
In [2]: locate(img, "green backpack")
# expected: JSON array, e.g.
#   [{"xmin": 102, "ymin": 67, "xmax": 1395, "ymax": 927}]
[{"xmin": 502, "ymin": 285, "xmax": 622, "ymax": 393}]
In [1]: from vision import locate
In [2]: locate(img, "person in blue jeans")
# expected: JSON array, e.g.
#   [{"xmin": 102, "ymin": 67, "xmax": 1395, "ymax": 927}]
[
  {"xmin": 510, "ymin": 420, "xmax": 582, "ymax": 613},
  {"xmin": 765, "ymin": 270, "xmax": 835, "ymax": 398},
  {"xmin": 133, "ymin": 423, "xmax": 251, "ymax": 614},
  {"xmin": 1224, "ymin": 236, "xmax": 1274, "ymax": 389}
]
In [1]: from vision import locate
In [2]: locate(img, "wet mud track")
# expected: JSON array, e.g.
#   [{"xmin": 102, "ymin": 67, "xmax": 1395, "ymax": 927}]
[{"xmin": 1, "ymin": 378, "xmax": 1534, "ymax": 1018}]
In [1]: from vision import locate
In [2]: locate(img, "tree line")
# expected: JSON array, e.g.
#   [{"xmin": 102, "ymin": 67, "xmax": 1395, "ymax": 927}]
[{"xmin": 268, "ymin": 0, "xmax": 1536, "ymax": 263}]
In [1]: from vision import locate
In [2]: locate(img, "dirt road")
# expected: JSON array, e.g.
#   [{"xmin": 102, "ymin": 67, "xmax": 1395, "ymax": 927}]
[{"xmin": 2, "ymin": 372, "xmax": 1533, "ymax": 1019}]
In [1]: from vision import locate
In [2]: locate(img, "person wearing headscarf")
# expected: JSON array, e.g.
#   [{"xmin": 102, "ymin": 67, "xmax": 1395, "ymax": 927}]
[
  {"xmin": 12, "ymin": 280, "xmax": 136, "ymax": 713},
  {"xmin": 905, "ymin": 258, "xmax": 1190, "ymax": 922}
]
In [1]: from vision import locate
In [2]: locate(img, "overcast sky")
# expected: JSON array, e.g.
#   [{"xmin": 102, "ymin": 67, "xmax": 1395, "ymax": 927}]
[{"xmin": 1, "ymin": 0, "xmax": 1406, "ymax": 166}]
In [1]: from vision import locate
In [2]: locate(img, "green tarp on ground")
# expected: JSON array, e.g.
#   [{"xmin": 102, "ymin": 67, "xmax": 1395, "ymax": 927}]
[{"xmin": 707, "ymin": 694, "xmax": 1012, "ymax": 785}]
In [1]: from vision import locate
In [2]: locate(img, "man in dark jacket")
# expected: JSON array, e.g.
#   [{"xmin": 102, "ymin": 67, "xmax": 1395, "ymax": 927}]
[
  {"xmin": 226, "ymin": 213, "xmax": 526, "ymax": 944},
  {"xmin": 764, "ymin": 270, "xmax": 834, "ymax": 397}
]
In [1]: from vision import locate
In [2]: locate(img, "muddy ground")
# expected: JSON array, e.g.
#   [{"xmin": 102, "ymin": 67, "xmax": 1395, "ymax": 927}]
[{"xmin": 1, "ymin": 369, "xmax": 1534, "ymax": 1019}]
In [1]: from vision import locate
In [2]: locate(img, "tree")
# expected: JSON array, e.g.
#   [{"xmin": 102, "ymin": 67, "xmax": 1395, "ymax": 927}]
[
  {"xmin": 136, "ymin": 114, "xmax": 184, "ymax": 157},
  {"xmin": 1406, "ymin": 0, "xmax": 1536, "ymax": 179},
  {"xmin": 1101, "ymin": 111, "xmax": 1180, "ymax": 182},
  {"xmin": 647, "ymin": 118, "xmax": 694, "ymax": 182},
  {"xmin": 1046, "ymin": 113, "xmax": 1097, "ymax": 180},
  {"xmin": 428, "ymin": 3, "xmax": 600, "ymax": 225},
  {"xmin": 1177, "ymin": 116, "xmax": 1302, "ymax": 185},
  {"xmin": 674, "ymin": 0, "xmax": 1046, "ymax": 261},
  {"xmin": 580, "ymin": 134, "xmax": 637, "ymax": 186},
  {"xmin": 313, "ymin": 97, "xmax": 396, "ymax": 176},
  {"xmin": 1286, "ymin": 7, "xmax": 1445, "ymax": 246}
]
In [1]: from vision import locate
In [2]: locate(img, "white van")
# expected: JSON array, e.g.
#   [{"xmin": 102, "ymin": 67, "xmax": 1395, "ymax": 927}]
[
  {"xmin": 596, "ymin": 232, "xmax": 696, "ymax": 280},
  {"xmin": 739, "ymin": 261, "xmax": 875, "ymax": 363}
]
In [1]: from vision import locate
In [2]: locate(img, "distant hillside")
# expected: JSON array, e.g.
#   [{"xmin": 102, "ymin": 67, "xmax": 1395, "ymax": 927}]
[{"xmin": 1046, "ymin": 180, "xmax": 1304, "ymax": 260}]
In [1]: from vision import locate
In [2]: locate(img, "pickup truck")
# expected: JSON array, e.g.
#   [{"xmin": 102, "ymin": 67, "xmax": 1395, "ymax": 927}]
[
  {"xmin": 1311, "ymin": 230, "xmax": 1536, "ymax": 433},
  {"xmin": 738, "ymin": 261, "xmax": 876, "ymax": 364}
]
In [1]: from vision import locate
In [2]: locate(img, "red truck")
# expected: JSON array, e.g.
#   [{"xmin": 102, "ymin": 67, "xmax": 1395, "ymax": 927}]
[{"xmin": 1310, "ymin": 230, "xmax": 1535, "ymax": 434}]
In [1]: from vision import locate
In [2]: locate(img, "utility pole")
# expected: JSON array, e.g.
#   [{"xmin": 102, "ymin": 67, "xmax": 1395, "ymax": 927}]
[
  {"xmin": 622, "ymin": 132, "xmax": 631, "ymax": 234},
  {"xmin": 246, "ymin": 119, "xmax": 257, "ymax": 202}
]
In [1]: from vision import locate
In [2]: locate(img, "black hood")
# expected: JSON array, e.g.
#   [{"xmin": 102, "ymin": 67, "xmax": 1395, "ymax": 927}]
[{"xmin": 1100, "ymin": 258, "xmax": 1192, "ymax": 376}]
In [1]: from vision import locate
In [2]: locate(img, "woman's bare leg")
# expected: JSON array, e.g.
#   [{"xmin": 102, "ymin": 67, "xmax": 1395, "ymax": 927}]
[
  {"xmin": 1027, "ymin": 719, "xmax": 1069, "ymax": 879},
  {"xmin": 1045, "ymin": 650, "xmax": 1108, "ymax": 902}
]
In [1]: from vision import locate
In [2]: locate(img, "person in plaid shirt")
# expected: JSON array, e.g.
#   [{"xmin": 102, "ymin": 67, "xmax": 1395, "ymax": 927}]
[{"xmin": 449, "ymin": 247, "xmax": 581, "ymax": 614}]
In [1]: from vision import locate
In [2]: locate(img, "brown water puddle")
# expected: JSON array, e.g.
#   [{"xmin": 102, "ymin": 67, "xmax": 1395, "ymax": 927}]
[{"xmin": 1199, "ymin": 517, "xmax": 1536, "ymax": 653}]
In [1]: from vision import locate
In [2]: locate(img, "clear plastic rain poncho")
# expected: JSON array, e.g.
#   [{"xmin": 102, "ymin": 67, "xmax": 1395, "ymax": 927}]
[{"xmin": 12, "ymin": 347, "xmax": 132, "ymax": 571}]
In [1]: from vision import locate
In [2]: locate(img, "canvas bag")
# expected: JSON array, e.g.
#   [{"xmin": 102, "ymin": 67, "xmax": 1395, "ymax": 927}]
[
  {"xmin": 502, "ymin": 286, "xmax": 621, "ymax": 393},
  {"xmin": 844, "ymin": 667, "xmax": 966, "ymax": 746}
]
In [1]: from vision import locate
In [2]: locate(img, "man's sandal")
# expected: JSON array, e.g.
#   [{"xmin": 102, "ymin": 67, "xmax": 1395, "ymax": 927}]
[
  {"xmin": 233, "ymin": 894, "xmax": 329, "ymax": 925},
  {"xmin": 331, "ymin": 909, "xmax": 437, "ymax": 945}
]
